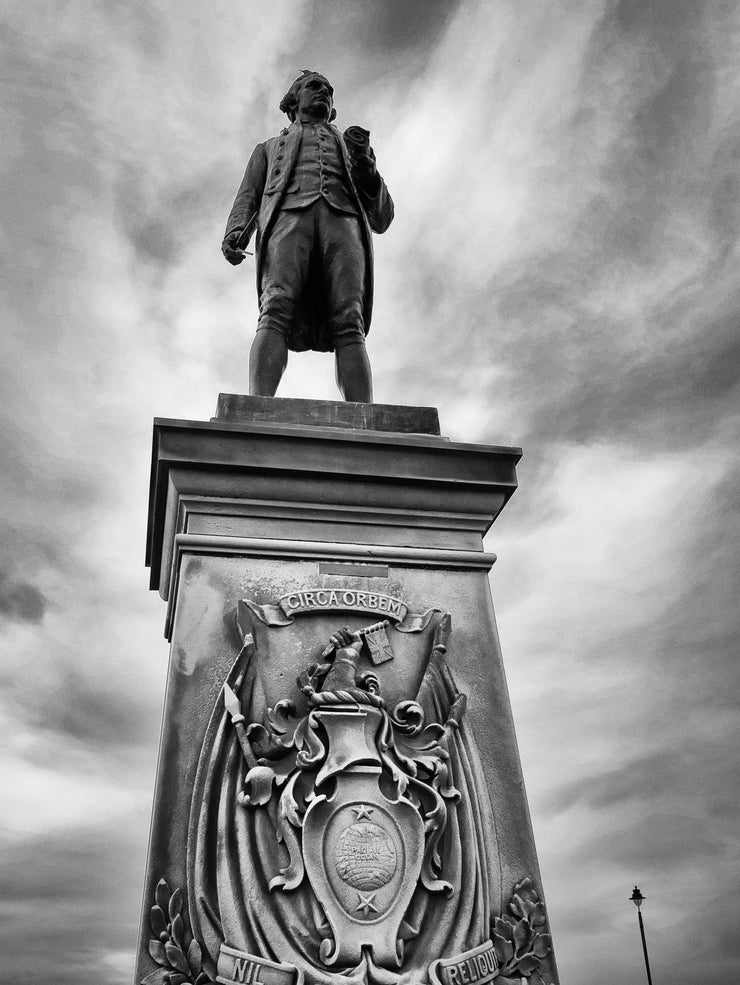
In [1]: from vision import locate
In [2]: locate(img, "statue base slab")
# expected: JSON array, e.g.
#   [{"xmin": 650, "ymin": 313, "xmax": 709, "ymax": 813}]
[{"xmin": 213, "ymin": 393, "xmax": 441, "ymax": 435}]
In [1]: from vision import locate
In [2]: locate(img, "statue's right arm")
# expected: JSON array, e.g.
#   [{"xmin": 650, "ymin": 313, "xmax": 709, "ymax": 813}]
[{"xmin": 222, "ymin": 143, "xmax": 268, "ymax": 265}]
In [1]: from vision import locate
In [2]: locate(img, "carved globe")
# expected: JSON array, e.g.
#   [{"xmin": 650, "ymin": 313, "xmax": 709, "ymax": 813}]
[{"xmin": 334, "ymin": 822, "xmax": 397, "ymax": 890}]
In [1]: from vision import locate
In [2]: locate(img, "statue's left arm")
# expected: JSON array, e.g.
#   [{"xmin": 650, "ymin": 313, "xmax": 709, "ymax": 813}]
[
  {"xmin": 347, "ymin": 139, "xmax": 394, "ymax": 234},
  {"xmin": 358, "ymin": 168, "xmax": 394, "ymax": 234}
]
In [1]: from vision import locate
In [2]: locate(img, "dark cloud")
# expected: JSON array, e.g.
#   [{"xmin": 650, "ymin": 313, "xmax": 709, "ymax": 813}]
[
  {"xmin": 127, "ymin": 215, "xmax": 177, "ymax": 266},
  {"xmin": 0, "ymin": 636, "xmax": 164, "ymax": 757},
  {"xmin": 0, "ymin": 570, "xmax": 47, "ymax": 623},
  {"xmin": 0, "ymin": 818, "xmax": 148, "ymax": 984},
  {"xmin": 391, "ymin": 1, "xmax": 740, "ymax": 460},
  {"xmin": 305, "ymin": 0, "xmax": 457, "ymax": 55},
  {"xmin": 99, "ymin": 0, "xmax": 167, "ymax": 62},
  {"xmin": 279, "ymin": 0, "xmax": 460, "ymax": 104},
  {"xmin": 580, "ymin": 811, "xmax": 734, "ymax": 873},
  {"xmin": 428, "ymin": 271, "xmax": 740, "ymax": 459},
  {"xmin": 0, "ymin": 821, "xmax": 138, "ymax": 902},
  {"xmin": 523, "ymin": 315, "xmax": 740, "ymax": 453},
  {"xmin": 689, "ymin": 890, "xmax": 740, "ymax": 965},
  {"xmin": 614, "ymin": 0, "xmax": 703, "ymax": 46},
  {"xmin": 612, "ymin": 0, "xmax": 710, "ymax": 151},
  {"xmin": 545, "ymin": 743, "xmax": 740, "ymax": 817},
  {"xmin": 707, "ymin": 134, "xmax": 740, "ymax": 257},
  {"xmin": 30, "ymin": 674, "xmax": 159, "ymax": 750},
  {"xmin": 0, "ymin": 422, "xmax": 103, "ymax": 517},
  {"xmin": 343, "ymin": 0, "xmax": 458, "ymax": 55},
  {"xmin": 115, "ymin": 167, "xmax": 229, "ymax": 269}
]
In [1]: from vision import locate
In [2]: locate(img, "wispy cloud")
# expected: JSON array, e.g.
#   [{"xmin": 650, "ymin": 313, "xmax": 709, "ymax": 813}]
[{"xmin": 1, "ymin": 1, "xmax": 739, "ymax": 983}]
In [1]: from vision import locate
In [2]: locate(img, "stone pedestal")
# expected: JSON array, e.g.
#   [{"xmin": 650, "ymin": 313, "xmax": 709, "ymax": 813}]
[{"xmin": 137, "ymin": 396, "xmax": 559, "ymax": 985}]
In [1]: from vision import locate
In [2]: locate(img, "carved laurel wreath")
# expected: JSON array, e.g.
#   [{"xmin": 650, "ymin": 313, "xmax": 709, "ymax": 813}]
[
  {"xmin": 492, "ymin": 878, "xmax": 553, "ymax": 983},
  {"xmin": 142, "ymin": 876, "xmax": 553, "ymax": 985},
  {"xmin": 142, "ymin": 879, "xmax": 212, "ymax": 985}
]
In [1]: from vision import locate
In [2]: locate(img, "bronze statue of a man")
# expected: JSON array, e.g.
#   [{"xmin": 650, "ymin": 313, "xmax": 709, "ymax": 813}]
[{"xmin": 222, "ymin": 71, "xmax": 394, "ymax": 403}]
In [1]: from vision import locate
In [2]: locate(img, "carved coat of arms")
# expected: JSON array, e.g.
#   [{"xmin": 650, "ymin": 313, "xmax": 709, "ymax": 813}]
[{"xmin": 142, "ymin": 595, "xmax": 553, "ymax": 985}]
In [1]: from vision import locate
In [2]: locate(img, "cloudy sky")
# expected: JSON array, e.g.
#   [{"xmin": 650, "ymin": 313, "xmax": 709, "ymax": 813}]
[{"xmin": 2, "ymin": 0, "xmax": 739, "ymax": 982}]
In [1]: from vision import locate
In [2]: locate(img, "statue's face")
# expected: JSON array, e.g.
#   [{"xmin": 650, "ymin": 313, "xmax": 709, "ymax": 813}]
[{"xmin": 295, "ymin": 74, "xmax": 334, "ymax": 122}]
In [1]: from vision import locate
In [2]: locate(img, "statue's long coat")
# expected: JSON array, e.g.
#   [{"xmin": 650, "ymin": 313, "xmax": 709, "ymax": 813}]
[{"xmin": 224, "ymin": 122, "xmax": 394, "ymax": 352}]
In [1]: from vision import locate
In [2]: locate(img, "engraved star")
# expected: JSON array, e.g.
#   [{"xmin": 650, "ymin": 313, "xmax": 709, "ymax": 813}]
[
  {"xmin": 352, "ymin": 804, "xmax": 374, "ymax": 820},
  {"xmin": 355, "ymin": 892, "xmax": 378, "ymax": 916}
]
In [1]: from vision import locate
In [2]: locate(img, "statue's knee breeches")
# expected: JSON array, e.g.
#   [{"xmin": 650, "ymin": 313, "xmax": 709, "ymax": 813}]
[
  {"xmin": 257, "ymin": 201, "xmax": 366, "ymax": 348},
  {"xmin": 257, "ymin": 288, "xmax": 298, "ymax": 338},
  {"xmin": 257, "ymin": 209, "xmax": 312, "ymax": 337},
  {"xmin": 329, "ymin": 304, "xmax": 365, "ymax": 348},
  {"xmin": 317, "ymin": 204, "xmax": 365, "ymax": 345}
]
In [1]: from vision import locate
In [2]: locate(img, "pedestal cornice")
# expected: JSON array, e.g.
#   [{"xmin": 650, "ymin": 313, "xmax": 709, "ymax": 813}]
[{"xmin": 146, "ymin": 405, "xmax": 521, "ymax": 637}]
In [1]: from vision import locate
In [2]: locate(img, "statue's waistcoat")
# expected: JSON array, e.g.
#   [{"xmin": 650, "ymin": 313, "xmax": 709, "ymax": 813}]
[{"xmin": 281, "ymin": 123, "xmax": 358, "ymax": 216}]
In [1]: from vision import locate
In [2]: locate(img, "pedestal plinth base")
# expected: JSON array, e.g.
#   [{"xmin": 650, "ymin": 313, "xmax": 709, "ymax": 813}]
[{"xmin": 135, "ymin": 396, "xmax": 558, "ymax": 985}]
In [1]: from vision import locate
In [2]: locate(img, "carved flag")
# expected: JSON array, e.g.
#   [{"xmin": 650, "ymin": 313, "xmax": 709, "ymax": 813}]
[{"xmin": 364, "ymin": 622, "xmax": 394, "ymax": 664}]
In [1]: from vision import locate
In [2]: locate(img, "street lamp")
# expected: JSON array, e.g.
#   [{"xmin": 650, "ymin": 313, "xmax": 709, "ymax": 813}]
[{"xmin": 630, "ymin": 886, "xmax": 654, "ymax": 985}]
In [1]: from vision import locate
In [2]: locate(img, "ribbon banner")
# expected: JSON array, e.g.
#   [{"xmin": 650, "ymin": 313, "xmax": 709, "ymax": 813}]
[
  {"xmin": 216, "ymin": 944, "xmax": 304, "ymax": 985},
  {"xmin": 428, "ymin": 940, "xmax": 499, "ymax": 985},
  {"xmin": 240, "ymin": 591, "xmax": 440, "ymax": 634}
]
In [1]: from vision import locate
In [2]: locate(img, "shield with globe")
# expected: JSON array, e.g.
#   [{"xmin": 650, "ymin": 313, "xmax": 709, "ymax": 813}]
[{"xmin": 302, "ymin": 707, "xmax": 425, "ymax": 969}]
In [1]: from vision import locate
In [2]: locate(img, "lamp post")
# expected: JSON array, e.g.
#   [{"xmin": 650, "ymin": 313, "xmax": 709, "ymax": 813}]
[{"xmin": 630, "ymin": 886, "xmax": 654, "ymax": 985}]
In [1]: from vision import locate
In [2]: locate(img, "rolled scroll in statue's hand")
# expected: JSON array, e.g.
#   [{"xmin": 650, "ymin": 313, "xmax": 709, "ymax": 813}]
[
  {"xmin": 343, "ymin": 125, "xmax": 371, "ymax": 153},
  {"xmin": 344, "ymin": 125, "xmax": 380, "ymax": 194}
]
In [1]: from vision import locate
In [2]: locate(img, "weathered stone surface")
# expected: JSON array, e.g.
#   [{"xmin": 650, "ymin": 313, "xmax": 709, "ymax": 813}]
[
  {"xmin": 214, "ymin": 393, "xmax": 441, "ymax": 435},
  {"xmin": 136, "ymin": 401, "xmax": 559, "ymax": 985}
]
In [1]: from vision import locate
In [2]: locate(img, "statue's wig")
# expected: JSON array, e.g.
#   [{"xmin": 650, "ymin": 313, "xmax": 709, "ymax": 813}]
[{"xmin": 279, "ymin": 70, "xmax": 336, "ymax": 122}]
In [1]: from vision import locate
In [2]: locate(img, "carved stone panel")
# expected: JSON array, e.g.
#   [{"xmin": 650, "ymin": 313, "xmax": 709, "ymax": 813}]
[
  {"xmin": 137, "ymin": 586, "xmax": 557, "ymax": 985},
  {"xmin": 138, "ymin": 546, "xmax": 559, "ymax": 985}
]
